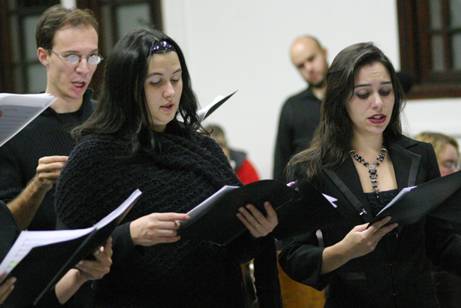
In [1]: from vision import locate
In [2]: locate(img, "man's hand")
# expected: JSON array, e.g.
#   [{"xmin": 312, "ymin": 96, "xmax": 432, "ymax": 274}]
[{"xmin": 33, "ymin": 156, "xmax": 68, "ymax": 191}]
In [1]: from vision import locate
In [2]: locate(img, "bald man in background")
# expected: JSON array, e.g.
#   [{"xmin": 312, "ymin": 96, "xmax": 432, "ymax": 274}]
[
  {"xmin": 273, "ymin": 35, "xmax": 328, "ymax": 182},
  {"xmin": 273, "ymin": 35, "xmax": 328, "ymax": 308}
]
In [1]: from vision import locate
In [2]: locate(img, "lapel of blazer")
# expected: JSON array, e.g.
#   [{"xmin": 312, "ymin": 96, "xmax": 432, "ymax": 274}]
[
  {"xmin": 323, "ymin": 137, "xmax": 422, "ymax": 224},
  {"xmin": 388, "ymin": 139, "xmax": 422, "ymax": 187},
  {"xmin": 324, "ymin": 158, "xmax": 373, "ymax": 224}
]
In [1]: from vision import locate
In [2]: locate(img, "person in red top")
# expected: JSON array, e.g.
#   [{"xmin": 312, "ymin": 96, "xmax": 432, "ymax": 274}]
[{"xmin": 205, "ymin": 124, "xmax": 260, "ymax": 184}]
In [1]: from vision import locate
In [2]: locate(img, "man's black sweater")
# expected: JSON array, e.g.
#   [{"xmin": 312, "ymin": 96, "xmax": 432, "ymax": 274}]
[{"xmin": 0, "ymin": 91, "xmax": 94, "ymax": 230}]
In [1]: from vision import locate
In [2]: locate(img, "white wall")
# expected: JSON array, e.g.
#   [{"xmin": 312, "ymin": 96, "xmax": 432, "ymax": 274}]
[{"xmin": 162, "ymin": 0, "xmax": 461, "ymax": 179}]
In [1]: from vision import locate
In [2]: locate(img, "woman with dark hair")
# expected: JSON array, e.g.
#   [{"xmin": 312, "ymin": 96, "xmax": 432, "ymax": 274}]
[
  {"xmin": 279, "ymin": 42, "xmax": 461, "ymax": 307},
  {"xmin": 54, "ymin": 28, "xmax": 278, "ymax": 307}
]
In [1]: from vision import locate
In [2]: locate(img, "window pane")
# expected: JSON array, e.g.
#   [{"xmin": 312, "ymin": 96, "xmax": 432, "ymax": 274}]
[
  {"xmin": 429, "ymin": 0, "xmax": 442, "ymax": 30},
  {"xmin": 452, "ymin": 33, "xmax": 461, "ymax": 69},
  {"xmin": 23, "ymin": 15, "xmax": 40, "ymax": 61},
  {"xmin": 450, "ymin": 0, "xmax": 461, "ymax": 28},
  {"xmin": 27, "ymin": 64, "xmax": 46, "ymax": 93},
  {"xmin": 116, "ymin": 4, "xmax": 151, "ymax": 39},
  {"xmin": 431, "ymin": 35, "xmax": 445, "ymax": 71}
]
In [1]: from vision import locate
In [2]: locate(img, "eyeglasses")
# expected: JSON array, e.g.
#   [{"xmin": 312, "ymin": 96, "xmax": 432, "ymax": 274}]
[
  {"xmin": 50, "ymin": 50, "xmax": 103, "ymax": 66},
  {"xmin": 441, "ymin": 160, "xmax": 459, "ymax": 171}
]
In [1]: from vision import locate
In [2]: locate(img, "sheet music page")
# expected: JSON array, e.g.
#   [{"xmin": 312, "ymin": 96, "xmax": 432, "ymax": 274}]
[
  {"xmin": 0, "ymin": 93, "xmax": 55, "ymax": 147},
  {"xmin": 0, "ymin": 228, "xmax": 93, "ymax": 276},
  {"xmin": 376, "ymin": 185, "xmax": 417, "ymax": 216},
  {"xmin": 187, "ymin": 185, "xmax": 239, "ymax": 218},
  {"xmin": 94, "ymin": 189, "xmax": 142, "ymax": 229},
  {"xmin": 197, "ymin": 90, "xmax": 236, "ymax": 121}
]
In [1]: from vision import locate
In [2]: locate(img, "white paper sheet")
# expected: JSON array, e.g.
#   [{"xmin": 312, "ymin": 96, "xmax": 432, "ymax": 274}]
[
  {"xmin": 0, "ymin": 93, "xmax": 55, "ymax": 147},
  {"xmin": 375, "ymin": 185, "xmax": 417, "ymax": 217},
  {"xmin": 0, "ymin": 228, "xmax": 93, "ymax": 276},
  {"xmin": 187, "ymin": 185, "xmax": 239, "ymax": 218}
]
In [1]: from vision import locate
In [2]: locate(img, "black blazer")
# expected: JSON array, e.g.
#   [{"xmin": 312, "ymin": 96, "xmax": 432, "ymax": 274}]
[{"xmin": 279, "ymin": 136, "xmax": 461, "ymax": 308}]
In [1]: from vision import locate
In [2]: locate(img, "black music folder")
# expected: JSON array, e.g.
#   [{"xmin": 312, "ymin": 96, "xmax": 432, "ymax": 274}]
[
  {"xmin": 370, "ymin": 170, "xmax": 461, "ymax": 225},
  {"xmin": 178, "ymin": 180, "xmax": 340, "ymax": 245},
  {"xmin": 1, "ymin": 189, "xmax": 142, "ymax": 308}
]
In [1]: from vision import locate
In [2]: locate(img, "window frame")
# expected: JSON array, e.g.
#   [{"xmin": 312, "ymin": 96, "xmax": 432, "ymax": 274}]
[{"xmin": 397, "ymin": 0, "xmax": 461, "ymax": 99}]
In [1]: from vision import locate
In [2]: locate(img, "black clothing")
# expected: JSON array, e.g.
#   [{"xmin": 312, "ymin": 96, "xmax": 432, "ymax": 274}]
[
  {"xmin": 0, "ymin": 202, "xmax": 62, "ymax": 307},
  {"xmin": 0, "ymin": 91, "xmax": 94, "ymax": 230},
  {"xmin": 55, "ymin": 132, "xmax": 269, "ymax": 308},
  {"xmin": 433, "ymin": 270, "xmax": 461, "ymax": 308},
  {"xmin": 366, "ymin": 189, "xmax": 399, "ymax": 217},
  {"xmin": 0, "ymin": 91, "xmax": 95, "ymax": 307},
  {"xmin": 273, "ymin": 88, "xmax": 321, "ymax": 182},
  {"xmin": 279, "ymin": 136, "xmax": 461, "ymax": 308},
  {"xmin": 0, "ymin": 202, "xmax": 19, "ymax": 260}
]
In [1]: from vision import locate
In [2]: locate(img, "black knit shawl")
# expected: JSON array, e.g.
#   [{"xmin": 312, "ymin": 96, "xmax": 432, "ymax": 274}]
[{"xmin": 55, "ymin": 132, "xmax": 258, "ymax": 307}]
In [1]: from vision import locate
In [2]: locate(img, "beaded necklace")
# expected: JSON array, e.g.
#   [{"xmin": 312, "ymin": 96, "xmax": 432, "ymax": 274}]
[{"xmin": 350, "ymin": 148, "xmax": 387, "ymax": 198}]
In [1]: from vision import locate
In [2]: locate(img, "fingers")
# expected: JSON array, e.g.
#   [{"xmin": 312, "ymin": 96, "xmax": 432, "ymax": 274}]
[
  {"xmin": 237, "ymin": 211, "xmax": 259, "ymax": 237},
  {"xmin": 37, "ymin": 156, "xmax": 68, "ymax": 173},
  {"xmin": 368, "ymin": 216, "xmax": 392, "ymax": 231},
  {"xmin": 35, "ymin": 156, "xmax": 69, "ymax": 184},
  {"xmin": 155, "ymin": 212, "xmax": 190, "ymax": 222},
  {"xmin": 130, "ymin": 212, "xmax": 188, "ymax": 246},
  {"xmin": 375, "ymin": 222, "xmax": 399, "ymax": 239},
  {"xmin": 38, "ymin": 156, "xmax": 68, "ymax": 164},
  {"xmin": 94, "ymin": 238, "xmax": 113, "ymax": 261},
  {"xmin": 237, "ymin": 202, "xmax": 278, "ymax": 238},
  {"xmin": 77, "ymin": 238, "xmax": 114, "ymax": 281},
  {"xmin": 77, "ymin": 252, "xmax": 112, "ymax": 281},
  {"xmin": 76, "ymin": 260, "xmax": 110, "ymax": 280},
  {"xmin": 0, "ymin": 277, "xmax": 16, "ymax": 304}
]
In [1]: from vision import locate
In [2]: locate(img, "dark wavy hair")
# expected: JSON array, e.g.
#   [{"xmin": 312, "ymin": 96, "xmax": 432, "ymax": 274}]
[
  {"xmin": 73, "ymin": 28, "xmax": 201, "ymax": 152},
  {"xmin": 287, "ymin": 42, "xmax": 404, "ymax": 182}
]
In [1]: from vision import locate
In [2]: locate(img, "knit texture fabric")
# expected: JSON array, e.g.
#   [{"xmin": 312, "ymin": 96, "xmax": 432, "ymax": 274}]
[{"xmin": 55, "ymin": 132, "xmax": 261, "ymax": 307}]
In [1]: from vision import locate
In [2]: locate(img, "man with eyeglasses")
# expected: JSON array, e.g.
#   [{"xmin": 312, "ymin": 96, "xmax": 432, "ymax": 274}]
[
  {"xmin": 0, "ymin": 5, "xmax": 105, "ymax": 306},
  {"xmin": 0, "ymin": 5, "xmax": 100, "ymax": 231}
]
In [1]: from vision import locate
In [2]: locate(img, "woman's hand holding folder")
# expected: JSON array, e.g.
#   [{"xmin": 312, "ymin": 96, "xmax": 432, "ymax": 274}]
[
  {"xmin": 129, "ymin": 212, "xmax": 190, "ymax": 246},
  {"xmin": 236, "ymin": 202, "xmax": 278, "ymax": 238},
  {"xmin": 320, "ymin": 217, "xmax": 398, "ymax": 274},
  {"xmin": 55, "ymin": 238, "xmax": 113, "ymax": 304}
]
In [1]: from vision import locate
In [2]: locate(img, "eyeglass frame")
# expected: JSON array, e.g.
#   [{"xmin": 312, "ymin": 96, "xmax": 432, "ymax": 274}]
[
  {"xmin": 49, "ymin": 49, "xmax": 104, "ymax": 66},
  {"xmin": 440, "ymin": 159, "xmax": 459, "ymax": 171}
]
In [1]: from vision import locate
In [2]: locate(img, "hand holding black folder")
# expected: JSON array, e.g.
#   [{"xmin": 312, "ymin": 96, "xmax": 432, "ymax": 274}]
[
  {"xmin": 0, "ymin": 189, "xmax": 142, "ymax": 308},
  {"xmin": 178, "ymin": 180, "xmax": 340, "ymax": 245},
  {"xmin": 370, "ymin": 170, "xmax": 461, "ymax": 226}
]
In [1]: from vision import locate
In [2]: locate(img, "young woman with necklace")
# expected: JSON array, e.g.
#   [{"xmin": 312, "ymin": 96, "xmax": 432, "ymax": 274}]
[{"xmin": 279, "ymin": 42, "xmax": 461, "ymax": 308}]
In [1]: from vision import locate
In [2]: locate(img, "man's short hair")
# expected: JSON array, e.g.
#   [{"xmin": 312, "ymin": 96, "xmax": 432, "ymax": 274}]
[{"xmin": 36, "ymin": 4, "xmax": 98, "ymax": 50}]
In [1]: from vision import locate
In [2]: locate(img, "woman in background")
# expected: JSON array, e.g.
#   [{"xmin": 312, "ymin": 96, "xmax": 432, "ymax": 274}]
[{"xmin": 416, "ymin": 131, "xmax": 460, "ymax": 308}]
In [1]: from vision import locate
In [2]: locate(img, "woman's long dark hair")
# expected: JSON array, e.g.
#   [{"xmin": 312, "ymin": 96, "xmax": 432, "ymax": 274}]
[
  {"xmin": 73, "ymin": 28, "xmax": 201, "ymax": 152},
  {"xmin": 287, "ymin": 42, "xmax": 404, "ymax": 182}
]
